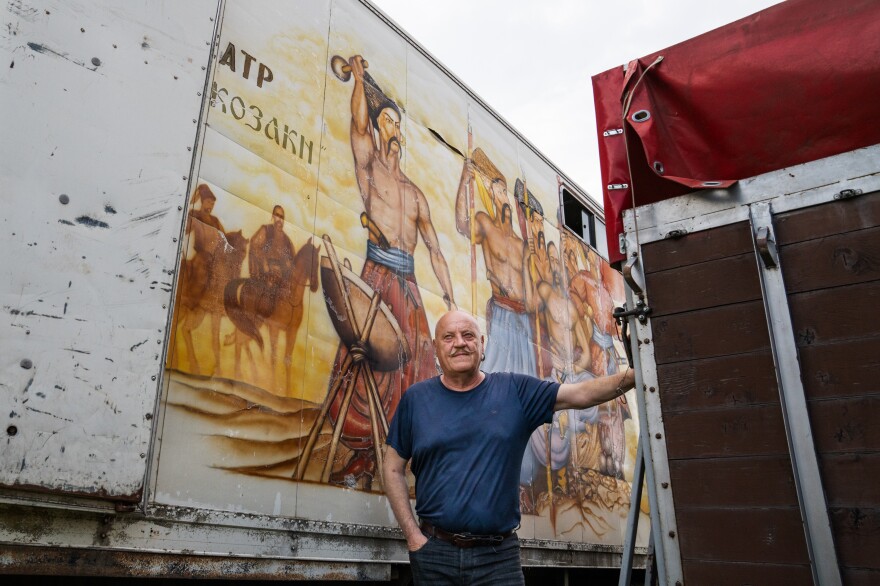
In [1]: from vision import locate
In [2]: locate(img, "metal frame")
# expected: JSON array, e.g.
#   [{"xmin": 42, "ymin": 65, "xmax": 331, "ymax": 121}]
[
  {"xmin": 619, "ymin": 145, "xmax": 880, "ymax": 585},
  {"xmin": 618, "ymin": 434, "xmax": 645, "ymax": 586},
  {"xmin": 623, "ymin": 285, "xmax": 683, "ymax": 586},
  {"xmin": 624, "ymin": 143, "xmax": 880, "ymax": 243},
  {"xmin": 748, "ymin": 203, "xmax": 842, "ymax": 586}
]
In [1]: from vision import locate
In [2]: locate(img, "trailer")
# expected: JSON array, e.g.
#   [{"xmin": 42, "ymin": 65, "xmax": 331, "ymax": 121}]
[
  {"xmin": 1, "ymin": 0, "xmax": 646, "ymax": 580},
  {"xmin": 594, "ymin": 0, "xmax": 880, "ymax": 584}
]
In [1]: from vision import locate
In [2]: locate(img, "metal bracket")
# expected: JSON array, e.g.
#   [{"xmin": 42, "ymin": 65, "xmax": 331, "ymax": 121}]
[
  {"xmin": 608, "ymin": 183, "xmax": 630, "ymax": 190},
  {"xmin": 603, "ymin": 128, "xmax": 624, "ymax": 137},
  {"xmin": 613, "ymin": 301, "xmax": 652, "ymax": 325},
  {"xmin": 834, "ymin": 188, "xmax": 863, "ymax": 200},
  {"xmin": 622, "ymin": 253, "xmax": 645, "ymax": 295},
  {"xmin": 755, "ymin": 226, "xmax": 779, "ymax": 268}
]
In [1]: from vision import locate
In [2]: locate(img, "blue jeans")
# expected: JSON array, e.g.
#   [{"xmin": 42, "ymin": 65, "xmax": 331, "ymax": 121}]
[{"xmin": 408, "ymin": 533, "xmax": 525, "ymax": 585}]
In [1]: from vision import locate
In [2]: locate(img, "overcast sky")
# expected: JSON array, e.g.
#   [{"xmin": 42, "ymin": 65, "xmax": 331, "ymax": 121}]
[{"xmin": 370, "ymin": 0, "xmax": 782, "ymax": 206}]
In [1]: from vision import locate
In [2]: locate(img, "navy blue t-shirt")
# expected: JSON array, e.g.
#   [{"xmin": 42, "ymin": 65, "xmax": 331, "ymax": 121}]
[{"xmin": 386, "ymin": 372, "xmax": 559, "ymax": 534}]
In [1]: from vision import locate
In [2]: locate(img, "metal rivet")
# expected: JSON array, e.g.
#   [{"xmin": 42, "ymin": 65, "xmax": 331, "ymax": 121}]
[
  {"xmin": 156, "ymin": 340, "xmax": 161, "ymax": 344},
  {"xmin": 91, "ymin": 57, "xmax": 101, "ymax": 66},
  {"xmin": 59, "ymin": 194, "xmax": 69, "ymax": 204},
  {"xmin": 20, "ymin": 359, "xmax": 33, "ymax": 369},
  {"xmin": 668, "ymin": 531, "xmax": 676, "ymax": 538},
  {"xmin": 649, "ymin": 387, "xmax": 656, "ymax": 393},
  {"xmin": 172, "ymin": 237, "xmax": 177, "ymax": 242},
  {"xmin": 643, "ymin": 338, "xmax": 651, "ymax": 344},
  {"xmin": 177, "ymin": 206, "xmax": 183, "ymax": 211},
  {"xmin": 655, "ymin": 433, "xmax": 662, "ymax": 439},
  {"xmin": 151, "ymin": 375, "xmax": 156, "ymax": 381},
  {"xmin": 140, "ymin": 453, "xmax": 146, "ymax": 458},
  {"xmin": 7, "ymin": 426, "xmax": 18, "ymax": 436},
  {"xmin": 145, "ymin": 413, "xmax": 153, "ymax": 420},
  {"xmin": 662, "ymin": 482, "xmax": 669, "ymax": 488}
]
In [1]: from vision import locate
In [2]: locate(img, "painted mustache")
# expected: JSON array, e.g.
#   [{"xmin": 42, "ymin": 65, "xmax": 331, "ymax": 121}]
[{"xmin": 386, "ymin": 136, "xmax": 401, "ymax": 155}]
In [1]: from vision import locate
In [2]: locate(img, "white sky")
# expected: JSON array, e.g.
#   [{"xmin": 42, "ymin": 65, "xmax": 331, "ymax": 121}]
[{"xmin": 370, "ymin": 0, "xmax": 782, "ymax": 206}]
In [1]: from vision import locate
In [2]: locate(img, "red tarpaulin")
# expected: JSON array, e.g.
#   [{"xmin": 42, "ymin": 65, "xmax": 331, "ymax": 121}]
[{"xmin": 593, "ymin": 0, "xmax": 880, "ymax": 265}]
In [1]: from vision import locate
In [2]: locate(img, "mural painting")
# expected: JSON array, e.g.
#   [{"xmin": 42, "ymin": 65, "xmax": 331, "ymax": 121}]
[{"xmin": 156, "ymin": 0, "xmax": 646, "ymax": 547}]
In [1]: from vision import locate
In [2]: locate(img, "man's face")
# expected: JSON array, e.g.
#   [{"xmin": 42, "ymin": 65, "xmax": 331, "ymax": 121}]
[
  {"xmin": 564, "ymin": 248, "xmax": 578, "ymax": 278},
  {"xmin": 491, "ymin": 180, "xmax": 508, "ymax": 214},
  {"xmin": 433, "ymin": 311, "xmax": 485, "ymax": 377},
  {"xmin": 501, "ymin": 203, "xmax": 512, "ymax": 228},
  {"xmin": 202, "ymin": 197, "xmax": 216, "ymax": 214},
  {"xmin": 378, "ymin": 108, "xmax": 402, "ymax": 157},
  {"xmin": 272, "ymin": 206, "xmax": 285, "ymax": 230},
  {"xmin": 529, "ymin": 211, "xmax": 544, "ymax": 243},
  {"xmin": 548, "ymin": 243, "xmax": 561, "ymax": 279}
]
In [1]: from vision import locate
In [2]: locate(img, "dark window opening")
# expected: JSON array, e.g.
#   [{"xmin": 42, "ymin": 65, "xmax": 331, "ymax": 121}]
[{"xmin": 561, "ymin": 187, "xmax": 596, "ymax": 247}]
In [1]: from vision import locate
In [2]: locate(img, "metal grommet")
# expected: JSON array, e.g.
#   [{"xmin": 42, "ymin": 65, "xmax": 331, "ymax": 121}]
[
  {"xmin": 702, "ymin": 181, "xmax": 722, "ymax": 187},
  {"xmin": 631, "ymin": 109, "xmax": 651, "ymax": 123},
  {"xmin": 653, "ymin": 161, "xmax": 665, "ymax": 175}
]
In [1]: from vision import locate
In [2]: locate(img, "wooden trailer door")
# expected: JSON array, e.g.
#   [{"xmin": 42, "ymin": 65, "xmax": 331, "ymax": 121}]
[{"xmin": 624, "ymin": 148, "xmax": 880, "ymax": 585}]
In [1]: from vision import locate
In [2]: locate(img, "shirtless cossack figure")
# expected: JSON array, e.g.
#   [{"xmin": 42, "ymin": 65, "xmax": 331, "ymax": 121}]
[{"xmin": 327, "ymin": 55, "xmax": 456, "ymax": 488}]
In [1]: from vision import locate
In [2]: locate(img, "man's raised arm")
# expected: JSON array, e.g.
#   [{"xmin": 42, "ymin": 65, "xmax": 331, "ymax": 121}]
[
  {"xmin": 348, "ymin": 55, "xmax": 373, "ymax": 202},
  {"xmin": 555, "ymin": 367, "xmax": 635, "ymax": 411}
]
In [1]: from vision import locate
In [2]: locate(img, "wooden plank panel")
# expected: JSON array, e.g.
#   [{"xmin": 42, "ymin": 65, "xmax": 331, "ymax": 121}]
[
  {"xmin": 658, "ymin": 351, "xmax": 778, "ymax": 413},
  {"xmin": 642, "ymin": 221, "xmax": 754, "ymax": 273},
  {"xmin": 665, "ymin": 405, "xmax": 789, "ymax": 459},
  {"xmin": 780, "ymin": 225, "xmax": 880, "ymax": 294},
  {"xmin": 788, "ymin": 280, "xmax": 880, "ymax": 346},
  {"xmin": 843, "ymin": 567, "xmax": 880, "ymax": 586},
  {"xmin": 677, "ymin": 508, "xmax": 809, "ymax": 565},
  {"xmin": 683, "ymin": 560, "xmax": 812, "ymax": 585},
  {"xmin": 799, "ymin": 337, "xmax": 880, "ymax": 401},
  {"xmin": 830, "ymin": 506, "xmax": 880, "ymax": 570},
  {"xmin": 652, "ymin": 301, "xmax": 770, "ymax": 364},
  {"xmin": 645, "ymin": 252, "xmax": 762, "ymax": 317},
  {"xmin": 810, "ymin": 396, "xmax": 880, "ymax": 454},
  {"xmin": 821, "ymin": 452, "xmax": 880, "ymax": 507},
  {"xmin": 775, "ymin": 191, "xmax": 880, "ymax": 245},
  {"xmin": 670, "ymin": 456, "xmax": 799, "ymax": 508}
]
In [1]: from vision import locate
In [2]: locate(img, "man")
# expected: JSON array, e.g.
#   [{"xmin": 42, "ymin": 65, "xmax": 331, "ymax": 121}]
[
  {"xmin": 249, "ymin": 205, "xmax": 294, "ymax": 283},
  {"xmin": 327, "ymin": 55, "xmax": 456, "ymax": 487},
  {"xmin": 178, "ymin": 184, "xmax": 228, "ymax": 374},
  {"xmin": 383, "ymin": 310, "xmax": 635, "ymax": 584},
  {"xmin": 520, "ymin": 250, "xmax": 595, "ymax": 501},
  {"xmin": 454, "ymin": 153, "xmax": 535, "ymax": 376}
]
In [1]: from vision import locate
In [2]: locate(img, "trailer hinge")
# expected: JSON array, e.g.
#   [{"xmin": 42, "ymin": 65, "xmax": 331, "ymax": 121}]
[
  {"xmin": 603, "ymin": 128, "xmax": 624, "ymax": 137},
  {"xmin": 755, "ymin": 226, "xmax": 779, "ymax": 269},
  {"xmin": 834, "ymin": 188, "xmax": 863, "ymax": 200},
  {"xmin": 608, "ymin": 183, "xmax": 629, "ymax": 190}
]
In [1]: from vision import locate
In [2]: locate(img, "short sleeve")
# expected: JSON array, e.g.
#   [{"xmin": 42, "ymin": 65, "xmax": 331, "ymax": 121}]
[
  {"xmin": 513, "ymin": 373, "xmax": 560, "ymax": 430},
  {"xmin": 386, "ymin": 390, "xmax": 413, "ymax": 460}
]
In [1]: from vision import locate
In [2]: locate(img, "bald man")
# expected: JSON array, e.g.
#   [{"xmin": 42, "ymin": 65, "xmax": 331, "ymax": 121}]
[{"xmin": 383, "ymin": 310, "xmax": 635, "ymax": 585}]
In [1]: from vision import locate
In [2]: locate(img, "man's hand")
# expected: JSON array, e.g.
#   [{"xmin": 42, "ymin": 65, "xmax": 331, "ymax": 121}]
[{"xmin": 407, "ymin": 530, "xmax": 428, "ymax": 552}]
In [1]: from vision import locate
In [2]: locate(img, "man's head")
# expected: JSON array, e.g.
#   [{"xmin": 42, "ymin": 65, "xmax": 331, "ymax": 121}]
[
  {"xmin": 196, "ymin": 184, "xmax": 217, "ymax": 213},
  {"xmin": 433, "ymin": 310, "xmax": 485, "ymax": 378},
  {"xmin": 490, "ymin": 178, "xmax": 509, "ymax": 217},
  {"xmin": 548, "ymin": 241, "xmax": 561, "ymax": 285},
  {"xmin": 376, "ymin": 106, "xmax": 402, "ymax": 157},
  {"xmin": 272, "ymin": 205, "xmax": 285, "ymax": 230}
]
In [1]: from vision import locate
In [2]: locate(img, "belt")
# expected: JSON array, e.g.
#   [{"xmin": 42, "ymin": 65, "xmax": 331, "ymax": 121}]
[{"xmin": 419, "ymin": 521, "xmax": 515, "ymax": 549}]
